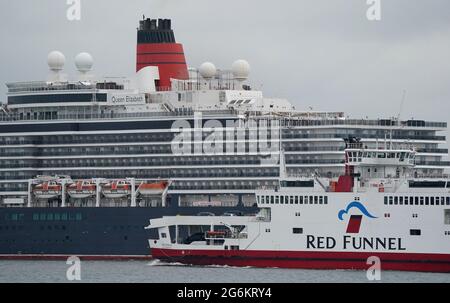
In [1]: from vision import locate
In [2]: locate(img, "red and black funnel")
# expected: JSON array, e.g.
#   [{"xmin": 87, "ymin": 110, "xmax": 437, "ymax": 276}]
[{"xmin": 136, "ymin": 18, "xmax": 189, "ymax": 89}]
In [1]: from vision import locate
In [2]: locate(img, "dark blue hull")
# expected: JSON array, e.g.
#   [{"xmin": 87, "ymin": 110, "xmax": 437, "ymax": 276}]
[{"xmin": 0, "ymin": 205, "xmax": 255, "ymax": 256}]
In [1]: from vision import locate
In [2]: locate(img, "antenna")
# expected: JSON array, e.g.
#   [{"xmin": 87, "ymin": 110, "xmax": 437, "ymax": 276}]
[
  {"xmin": 392, "ymin": 90, "xmax": 407, "ymax": 150},
  {"xmin": 396, "ymin": 89, "xmax": 407, "ymax": 125}
]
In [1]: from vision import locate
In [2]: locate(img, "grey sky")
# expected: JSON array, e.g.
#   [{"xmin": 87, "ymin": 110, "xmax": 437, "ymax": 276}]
[{"xmin": 0, "ymin": 0, "xmax": 449, "ymax": 124}]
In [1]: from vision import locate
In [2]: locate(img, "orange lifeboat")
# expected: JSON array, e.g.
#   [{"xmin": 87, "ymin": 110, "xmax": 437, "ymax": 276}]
[
  {"xmin": 67, "ymin": 180, "xmax": 96, "ymax": 199},
  {"xmin": 138, "ymin": 181, "xmax": 169, "ymax": 196},
  {"xmin": 101, "ymin": 180, "xmax": 131, "ymax": 199},
  {"xmin": 33, "ymin": 181, "xmax": 62, "ymax": 200}
]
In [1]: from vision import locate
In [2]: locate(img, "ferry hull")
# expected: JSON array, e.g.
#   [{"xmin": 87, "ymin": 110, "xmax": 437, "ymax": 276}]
[{"xmin": 151, "ymin": 248, "xmax": 450, "ymax": 273}]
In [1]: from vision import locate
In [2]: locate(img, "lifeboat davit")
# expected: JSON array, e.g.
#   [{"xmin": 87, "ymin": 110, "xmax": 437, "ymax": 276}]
[
  {"xmin": 67, "ymin": 181, "xmax": 96, "ymax": 199},
  {"xmin": 33, "ymin": 181, "xmax": 62, "ymax": 200},
  {"xmin": 138, "ymin": 181, "xmax": 169, "ymax": 196},
  {"xmin": 102, "ymin": 180, "xmax": 131, "ymax": 199}
]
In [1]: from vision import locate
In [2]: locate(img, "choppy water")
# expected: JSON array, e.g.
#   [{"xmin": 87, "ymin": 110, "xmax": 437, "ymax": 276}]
[{"xmin": 0, "ymin": 260, "xmax": 449, "ymax": 283}]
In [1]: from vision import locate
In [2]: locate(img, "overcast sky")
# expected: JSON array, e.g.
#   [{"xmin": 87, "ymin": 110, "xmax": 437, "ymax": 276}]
[{"xmin": 0, "ymin": 0, "xmax": 449, "ymax": 125}]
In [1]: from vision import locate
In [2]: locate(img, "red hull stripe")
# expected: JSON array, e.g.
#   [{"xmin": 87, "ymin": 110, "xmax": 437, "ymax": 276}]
[{"xmin": 151, "ymin": 248, "xmax": 450, "ymax": 272}]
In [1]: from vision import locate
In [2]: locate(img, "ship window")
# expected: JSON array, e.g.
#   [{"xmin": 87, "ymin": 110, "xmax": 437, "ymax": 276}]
[
  {"xmin": 399, "ymin": 197, "xmax": 403, "ymax": 205},
  {"xmin": 76, "ymin": 213, "xmax": 82, "ymax": 221},
  {"xmin": 425, "ymin": 197, "xmax": 429, "ymax": 205},
  {"xmin": 290, "ymin": 196, "xmax": 294, "ymax": 204},
  {"xmin": 415, "ymin": 197, "xmax": 419, "ymax": 205},
  {"xmin": 270, "ymin": 196, "xmax": 274, "ymax": 204},
  {"xmin": 319, "ymin": 196, "xmax": 323, "ymax": 204},
  {"xmin": 161, "ymin": 233, "xmax": 167, "ymax": 238},
  {"xmin": 304, "ymin": 196, "xmax": 308, "ymax": 204},
  {"xmin": 293, "ymin": 228, "xmax": 303, "ymax": 234},
  {"xmin": 61, "ymin": 213, "xmax": 68, "ymax": 221},
  {"xmin": 445, "ymin": 210, "xmax": 450, "ymax": 225},
  {"xmin": 420, "ymin": 197, "xmax": 424, "ymax": 205},
  {"xmin": 430, "ymin": 197, "xmax": 434, "ymax": 205},
  {"xmin": 47, "ymin": 213, "xmax": 54, "ymax": 221},
  {"xmin": 394, "ymin": 197, "xmax": 398, "ymax": 205},
  {"xmin": 324, "ymin": 196, "xmax": 328, "ymax": 204},
  {"xmin": 404, "ymin": 197, "xmax": 409, "ymax": 205},
  {"xmin": 40, "ymin": 213, "xmax": 46, "ymax": 221},
  {"xmin": 314, "ymin": 196, "xmax": 318, "ymax": 204},
  {"xmin": 54, "ymin": 213, "xmax": 60, "ymax": 221},
  {"xmin": 299, "ymin": 196, "xmax": 303, "ymax": 204},
  {"xmin": 384, "ymin": 197, "xmax": 388, "ymax": 205},
  {"xmin": 33, "ymin": 213, "xmax": 39, "ymax": 221},
  {"xmin": 310, "ymin": 196, "xmax": 314, "ymax": 204},
  {"xmin": 388, "ymin": 196, "xmax": 393, "ymax": 205},
  {"xmin": 265, "ymin": 229, "xmax": 270, "ymax": 233},
  {"xmin": 275, "ymin": 196, "xmax": 279, "ymax": 204},
  {"xmin": 410, "ymin": 229, "xmax": 421, "ymax": 236},
  {"xmin": 294, "ymin": 196, "xmax": 299, "ymax": 204}
]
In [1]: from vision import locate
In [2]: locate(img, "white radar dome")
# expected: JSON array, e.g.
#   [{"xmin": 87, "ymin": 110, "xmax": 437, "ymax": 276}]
[
  {"xmin": 232, "ymin": 59, "xmax": 250, "ymax": 81},
  {"xmin": 199, "ymin": 62, "xmax": 217, "ymax": 79},
  {"xmin": 75, "ymin": 52, "xmax": 94, "ymax": 72},
  {"xmin": 47, "ymin": 51, "xmax": 66, "ymax": 71}
]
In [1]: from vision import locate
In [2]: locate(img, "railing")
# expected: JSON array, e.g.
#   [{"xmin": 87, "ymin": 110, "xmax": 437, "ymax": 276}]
[
  {"xmin": 282, "ymin": 119, "xmax": 447, "ymax": 128},
  {"xmin": 0, "ymin": 109, "xmax": 239, "ymax": 123},
  {"xmin": 415, "ymin": 161, "xmax": 450, "ymax": 167},
  {"xmin": 283, "ymin": 133, "xmax": 446, "ymax": 141}
]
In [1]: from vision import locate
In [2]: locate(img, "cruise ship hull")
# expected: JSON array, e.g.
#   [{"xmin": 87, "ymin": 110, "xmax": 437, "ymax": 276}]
[{"xmin": 0, "ymin": 204, "xmax": 255, "ymax": 258}]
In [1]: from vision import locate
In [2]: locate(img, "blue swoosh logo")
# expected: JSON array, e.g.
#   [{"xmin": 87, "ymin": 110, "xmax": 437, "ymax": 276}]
[{"xmin": 338, "ymin": 201, "xmax": 377, "ymax": 221}]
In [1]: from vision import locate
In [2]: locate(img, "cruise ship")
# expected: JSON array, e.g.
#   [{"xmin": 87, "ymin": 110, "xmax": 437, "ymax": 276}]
[{"xmin": 0, "ymin": 17, "xmax": 448, "ymax": 258}]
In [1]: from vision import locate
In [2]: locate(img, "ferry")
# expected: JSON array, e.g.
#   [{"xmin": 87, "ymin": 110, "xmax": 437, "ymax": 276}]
[{"xmin": 147, "ymin": 138, "xmax": 450, "ymax": 272}]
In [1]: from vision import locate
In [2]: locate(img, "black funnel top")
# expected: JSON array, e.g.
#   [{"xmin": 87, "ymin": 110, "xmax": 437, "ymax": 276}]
[{"xmin": 138, "ymin": 18, "xmax": 176, "ymax": 44}]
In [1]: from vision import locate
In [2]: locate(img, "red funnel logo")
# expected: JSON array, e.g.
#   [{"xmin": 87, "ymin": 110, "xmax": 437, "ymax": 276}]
[
  {"xmin": 346, "ymin": 215, "xmax": 363, "ymax": 233},
  {"xmin": 338, "ymin": 201, "xmax": 377, "ymax": 234}
]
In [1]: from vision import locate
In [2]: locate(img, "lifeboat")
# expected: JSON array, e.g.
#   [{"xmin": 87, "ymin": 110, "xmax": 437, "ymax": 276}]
[
  {"xmin": 138, "ymin": 181, "xmax": 169, "ymax": 196},
  {"xmin": 67, "ymin": 180, "xmax": 96, "ymax": 199},
  {"xmin": 101, "ymin": 180, "xmax": 131, "ymax": 199},
  {"xmin": 33, "ymin": 181, "xmax": 62, "ymax": 200}
]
